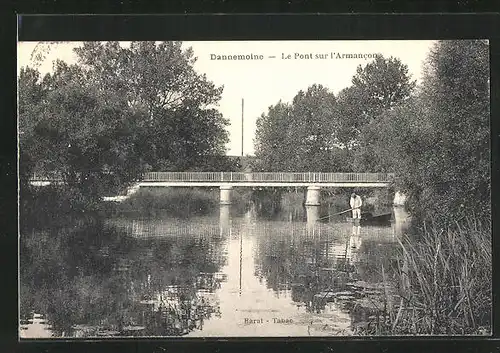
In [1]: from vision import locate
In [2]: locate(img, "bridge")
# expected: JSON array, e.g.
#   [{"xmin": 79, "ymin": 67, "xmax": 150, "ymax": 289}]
[
  {"xmin": 30, "ymin": 172, "xmax": 394, "ymax": 206},
  {"xmin": 141, "ymin": 172, "xmax": 393, "ymax": 187},
  {"xmin": 141, "ymin": 172, "xmax": 393, "ymax": 206}
]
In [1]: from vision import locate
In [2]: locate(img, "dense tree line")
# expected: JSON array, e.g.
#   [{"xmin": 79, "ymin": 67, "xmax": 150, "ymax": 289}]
[
  {"xmin": 254, "ymin": 41, "xmax": 490, "ymax": 224},
  {"xmin": 19, "ymin": 41, "xmax": 237, "ymax": 207},
  {"xmin": 370, "ymin": 40, "xmax": 490, "ymax": 223},
  {"xmin": 253, "ymin": 84, "xmax": 347, "ymax": 172},
  {"xmin": 254, "ymin": 55, "xmax": 415, "ymax": 173}
]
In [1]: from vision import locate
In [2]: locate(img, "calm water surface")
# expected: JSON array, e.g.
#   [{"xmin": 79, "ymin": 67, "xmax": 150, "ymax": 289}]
[{"xmin": 19, "ymin": 203, "xmax": 410, "ymax": 338}]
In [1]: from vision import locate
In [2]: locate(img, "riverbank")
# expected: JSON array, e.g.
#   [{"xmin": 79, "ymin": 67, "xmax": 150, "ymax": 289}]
[
  {"xmin": 101, "ymin": 187, "xmax": 254, "ymax": 218},
  {"xmin": 20, "ymin": 185, "xmax": 254, "ymax": 225},
  {"xmin": 355, "ymin": 218, "xmax": 491, "ymax": 335}
]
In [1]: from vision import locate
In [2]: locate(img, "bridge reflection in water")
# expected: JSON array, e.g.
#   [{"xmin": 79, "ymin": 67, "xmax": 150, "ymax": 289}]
[
  {"xmin": 101, "ymin": 203, "xmax": 409, "ymax": 337},
  {"xmin": 109, "ymin": 206, "xmax": 407, "ymax": 242}
]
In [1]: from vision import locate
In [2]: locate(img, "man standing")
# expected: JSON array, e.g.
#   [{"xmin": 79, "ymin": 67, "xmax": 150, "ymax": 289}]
[{"xmin": 350, "ymin": 192, "xmax": 362, "ymax": 220}]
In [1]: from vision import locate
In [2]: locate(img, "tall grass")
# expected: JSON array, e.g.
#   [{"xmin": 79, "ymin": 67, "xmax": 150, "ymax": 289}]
[
  {"xmin": 105, "ymin": 187, "xmax": 253, "ymax": 217},
  {"xmin": 109, "ymin": 187, "xmax": 219, "ymax": 217},
  {"xmin": 371, "ymin": 218, "xmax": 491, "ymax": 335}
]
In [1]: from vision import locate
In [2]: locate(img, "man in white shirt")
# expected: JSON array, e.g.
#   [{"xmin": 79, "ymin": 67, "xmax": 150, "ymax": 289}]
[{"xmin": 350, "ymin": 192, "xmax": 362, "ymax": 220}]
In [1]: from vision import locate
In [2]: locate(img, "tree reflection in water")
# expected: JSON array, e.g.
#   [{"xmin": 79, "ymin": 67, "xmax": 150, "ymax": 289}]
[
  {"xmin": 253, "ymin": 218, "xmax": 401, "ymax": 324},
  {"xmin": 20, "ymin": 216, "xmax": 226, "ymax": 337},
  {"xmin": 20, "ymin": 205, "xmax": 409, "ymax": 337}
]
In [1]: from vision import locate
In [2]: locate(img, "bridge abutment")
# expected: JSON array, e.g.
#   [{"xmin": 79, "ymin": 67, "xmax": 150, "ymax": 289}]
[
  {"xmin": 305, "ymin": 185, "xmax": 321, "ymax": 206},
  {"xmin": 220, "ymin": 185, "xmax": 233, "ymax": 205}
]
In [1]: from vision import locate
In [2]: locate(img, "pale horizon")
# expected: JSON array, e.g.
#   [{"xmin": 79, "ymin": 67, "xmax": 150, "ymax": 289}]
[{"xmin": 17, "ymin": 40, "xmax": 435, "ymax": 156}]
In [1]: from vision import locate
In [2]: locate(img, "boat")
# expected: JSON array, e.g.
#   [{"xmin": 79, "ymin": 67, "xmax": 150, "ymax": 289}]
[
  {"xmin": 348, "ymin": 211, "xmax": 392, "ymax": 225},
  {"xmin": 361, "ymin": 211, "xmax": 392, "ymax": 225}
]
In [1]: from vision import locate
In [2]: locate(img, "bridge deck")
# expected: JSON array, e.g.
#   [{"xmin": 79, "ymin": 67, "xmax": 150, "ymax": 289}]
[
  {"xmin": 30, "ymin": 172, "xmax": 394, "ymax": 188},
  {"xmin": 142, "ymin": 172, "xmax": 393, "ymax": 185},
  {"xmin": 138, "ymin": 181, "xmax": 390, "ymax": 187}
]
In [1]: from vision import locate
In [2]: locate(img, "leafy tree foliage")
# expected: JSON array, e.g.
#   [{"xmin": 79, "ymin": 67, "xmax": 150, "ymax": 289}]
[
  {"xmin": 19, "ymin": 68, "xmax": 45, "ymax": 188},
  {"xmin": 72, "ymin": 41, "xmax": 230, "ymax": 171},
  {"xmin": 20, "ymin": 63, "xmax": 144, "ymax": 202},
  {"xmin": 336, "ymin": 55, "xmax": 416, "ymax": 149},
  {"xmin": 254, "ymin": 44, "xmax": 490, "ymax": 224},
  {"xmin": 358, "ymin": 40, "xmax": 490, "ymax": 223},
  {"xmin": 402, "ymin": 40, "xmax": 490, "ymax": 222},
  {"xmin": 19, "ymin": 41, "xmax": 231, "ymax": 205},
  {"xmin": 254, "ymin": 57, "xmax": 415, "ymax": 173},
  {"xmin": 337, "ymin": 56, "xmax": 416, "ymax": 171},
  {"xmin": 254, "ymin": 84, "xmax": 350, "ymax": 172},
  {"xmin": 254, "ymin": 101, "xmax": 294, "ymax": 171}
]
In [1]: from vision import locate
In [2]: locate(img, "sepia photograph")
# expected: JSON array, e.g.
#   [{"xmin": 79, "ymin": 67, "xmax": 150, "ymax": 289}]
[{"xmin": 17, "ymin": 39, "xmax": 491, "ymax": 338}]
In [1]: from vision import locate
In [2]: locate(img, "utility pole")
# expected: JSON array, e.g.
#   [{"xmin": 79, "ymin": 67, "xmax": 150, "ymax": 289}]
[{"xmin": 241, "ymin": 98, "xmax": 244, "ymax": 157}]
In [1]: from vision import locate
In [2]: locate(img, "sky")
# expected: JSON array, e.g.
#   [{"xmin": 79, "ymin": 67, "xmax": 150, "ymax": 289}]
[{"xmin": 17, "ymin": 40, "xmax": 435, "ymax": 156}]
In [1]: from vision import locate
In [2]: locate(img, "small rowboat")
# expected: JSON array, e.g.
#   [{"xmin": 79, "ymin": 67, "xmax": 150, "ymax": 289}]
[{"xmin": 349, "ymin": 211, "xmax": 392, "ymax": 225}]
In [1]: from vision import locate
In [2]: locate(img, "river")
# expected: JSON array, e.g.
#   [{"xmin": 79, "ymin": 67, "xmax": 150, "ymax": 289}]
[{"xmin": 19, "ymin": 201, "xmax": 410, "ymax": 338}]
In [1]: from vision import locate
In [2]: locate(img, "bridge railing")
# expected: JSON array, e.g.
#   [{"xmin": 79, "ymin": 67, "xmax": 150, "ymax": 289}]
[
  {"xmin": 30, "ymin": 172, "xmax": 394, "ymax": 183},
  {"xmin": 142, "ymin": 172, "xmax": 394, "ymax": 183}
]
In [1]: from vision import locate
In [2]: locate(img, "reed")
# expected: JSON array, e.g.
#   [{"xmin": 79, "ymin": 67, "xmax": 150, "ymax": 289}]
[
  {"xmin": 108, "ymin": 187, "xmax": 253, "ymax": 217},
  {"xmin": 113, "ymin": 187, "xmax": 219, "ymax": 217},
  {"xmin": 368, "ymin": 217, "xmax": 491, "ymax": 335}
]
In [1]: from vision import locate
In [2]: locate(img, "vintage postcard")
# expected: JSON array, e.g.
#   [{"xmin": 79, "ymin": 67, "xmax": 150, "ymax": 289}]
[{"xmin": 18, "ymin": 39, "xmax": 491, "ymax": 338}]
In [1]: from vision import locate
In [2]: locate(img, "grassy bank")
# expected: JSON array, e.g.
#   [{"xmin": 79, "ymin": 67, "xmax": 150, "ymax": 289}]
[
  {"xmin": 103, "ymin": 187, "xmax": 218, "ymax": 217},
  {"xmin": 22, "ymin": 185, "xmax": 254, "ymax": 224},
  {"xmin": 357, "ymin": 218, "xmax": 491, "ymax": 335},
  {"xmin": 103, "ymin": 187, "xmax": 253, "ymax": 217}
]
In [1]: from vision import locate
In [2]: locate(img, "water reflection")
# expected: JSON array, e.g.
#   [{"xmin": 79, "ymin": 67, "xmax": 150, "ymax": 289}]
[
  {"xmin": 20, "ymin": 217, "xmax": 227, "ymax": 337},
  {"xmin": 393, "ymin": 206, "xmax": 410, "ymax": 237},
  {"xmin": 20, "ymin": 201, "xmax": 410, "ymax": 338},
  {"xmin": 305, "ymin": 206, "xmax": 320, "ymax": 225}
]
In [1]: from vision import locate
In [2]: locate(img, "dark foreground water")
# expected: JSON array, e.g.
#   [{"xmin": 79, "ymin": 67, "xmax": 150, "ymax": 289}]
[{"xmin": 19, "ymin": 204, "xmax": 410, "ymax": 338}]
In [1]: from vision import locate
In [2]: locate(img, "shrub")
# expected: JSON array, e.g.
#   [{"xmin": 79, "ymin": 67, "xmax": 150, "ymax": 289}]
[{"xmin": 112, "ymin": 187, "xmax": 219, "ymax": 217}]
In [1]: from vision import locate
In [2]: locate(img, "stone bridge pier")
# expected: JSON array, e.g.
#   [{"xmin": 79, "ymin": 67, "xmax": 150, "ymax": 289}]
[
  {"xmin": 305, "ymin": 185, "xmax": 321, "ymax": 206},
  {"xmin": 220, "ymin": 185, "xmax": 233, "ymax": 205}
]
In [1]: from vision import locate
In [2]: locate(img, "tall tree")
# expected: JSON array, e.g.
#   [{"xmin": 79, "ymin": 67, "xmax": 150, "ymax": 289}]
[
  {"xmin": 254, "ymin": 101, "xmax": 293, "ymax": 171},
  {"xmin": 18, "ymin": 41, "xmax": 231, "ymax": 205},
  {"xmin": 18, "ymin": 67, "xmax": 47, "ymax": 192},
  {"xmin": 72, "ymin": 41, "xmax": 229, "ymax": 171},
  {"xmin": 363, "ymin": 40, "xmax": 490, "ymax": 223},
  {"xmin": 337, "ymin": 55, "xmax": 416, "ymax": 149},
  {"xmin": 254, "ymin": 85, "xmax": 347, "ymax": 172},
  {"xmin": 406, "ymin": 40, "xmax": 490, "ymax": 222},
  {"xmin": 19, "ymin": 63, "xmax": 142, "ymax": 201}
]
